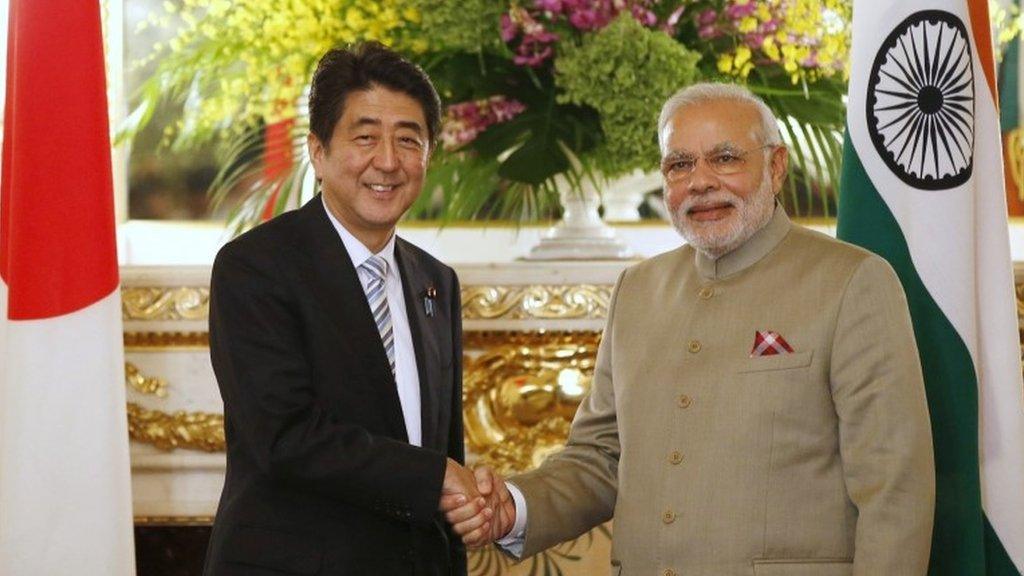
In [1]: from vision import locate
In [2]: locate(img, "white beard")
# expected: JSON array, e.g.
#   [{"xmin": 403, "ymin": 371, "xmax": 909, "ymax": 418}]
[{"xmin": 667, "ymin": 173, "xmax": 776, "ymax": 259}]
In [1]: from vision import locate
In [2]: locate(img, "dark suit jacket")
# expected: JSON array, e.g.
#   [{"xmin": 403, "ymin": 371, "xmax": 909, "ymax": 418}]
[{"xmin": 203, "ymin": 196, "xmax": 466, "ymax": 576}]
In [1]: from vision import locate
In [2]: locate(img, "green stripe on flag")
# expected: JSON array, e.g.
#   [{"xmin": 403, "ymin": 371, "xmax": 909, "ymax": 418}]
[{"xmin": 837, "ymin": 131, "xmax": 1018, "ymax": 574}]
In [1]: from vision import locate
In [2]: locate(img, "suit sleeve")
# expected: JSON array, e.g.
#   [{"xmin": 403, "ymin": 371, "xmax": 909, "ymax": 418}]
[
  {"xmin": 445, "ymin": 270, "xmax": 468, "ymax": 576},
  {"xmin": 829, "ymin": 256, "xmax": 935, "ymax": 575},
  {"xmin": 509, "ymin": 270, "xmax": 626, "ymax": 557},
  {"xmin": 209, "ymin": 243, "xmax": 446, "ymax": 526}
]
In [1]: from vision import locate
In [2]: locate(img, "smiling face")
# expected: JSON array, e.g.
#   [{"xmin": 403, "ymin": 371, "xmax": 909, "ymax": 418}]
[
  {"xmin": 309, "ymin": 85, "xmax": 430, "ymax": 252},
  {"xmin": 660, "ymin": 98, "xmax": 787, "ymax": 258}
]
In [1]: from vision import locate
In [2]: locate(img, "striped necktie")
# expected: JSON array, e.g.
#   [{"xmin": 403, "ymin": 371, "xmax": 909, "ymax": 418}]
[{"xmin": 361, "ymin": 255, "xmax": 395, "ymax": 375}]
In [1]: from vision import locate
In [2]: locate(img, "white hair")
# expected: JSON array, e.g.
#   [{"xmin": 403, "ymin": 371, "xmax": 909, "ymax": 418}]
[{"xmin": 657, "ymin": 82, "xmax": 782, "ymax": 150}]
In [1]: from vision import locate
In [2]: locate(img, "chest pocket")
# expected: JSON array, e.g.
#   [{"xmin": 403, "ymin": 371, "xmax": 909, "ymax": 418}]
[{"xmin": 738, "ymin": 350, "xmax": 813, "ymax": 373}]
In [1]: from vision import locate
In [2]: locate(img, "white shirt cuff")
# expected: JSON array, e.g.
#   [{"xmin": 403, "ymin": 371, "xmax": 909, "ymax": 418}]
[{"xmin": 494, "ymin": 480, "xmax": 528, "ymax": 558}]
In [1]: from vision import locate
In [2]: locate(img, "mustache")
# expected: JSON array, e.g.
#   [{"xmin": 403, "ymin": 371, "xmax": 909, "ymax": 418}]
[{"xmin": 679, "ymin": 191, "xmax": 744, "ymax": 214}]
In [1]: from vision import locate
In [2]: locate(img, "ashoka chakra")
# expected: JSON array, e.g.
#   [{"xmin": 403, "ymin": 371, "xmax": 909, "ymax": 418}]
[{"xmin": 867, "ymin": 10, "xmax": 974, "ymax": 190}]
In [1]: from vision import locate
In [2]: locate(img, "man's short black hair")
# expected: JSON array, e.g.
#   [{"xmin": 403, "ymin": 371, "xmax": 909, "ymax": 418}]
[{"xmin": 308, "ymin": 42, "xmax": 442, "ymax": 150}]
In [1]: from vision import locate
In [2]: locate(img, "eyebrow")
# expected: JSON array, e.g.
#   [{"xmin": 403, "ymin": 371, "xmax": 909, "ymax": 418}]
[
  {"xmin": 707, "ymin": 142, "xmax": 743, "ymax": 154},
  {"xmin": 662, "ymin": 141, "xmax": 744, "ymax": 161},
  {"xmin": 350, "ymin": 117, "xmax": 425, "ymax": 135},
  {"xmin": 661, "ymin": 151, "xmax": 695, "ymax": 164}
]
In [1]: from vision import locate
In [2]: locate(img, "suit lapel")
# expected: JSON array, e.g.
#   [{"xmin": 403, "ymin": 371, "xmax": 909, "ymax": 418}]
[
  {"xmin": 395, "ymin": 239, "xmax": 442, "ymax": 452},
  {"xmin": 293, "ymin": 197, "xmax": 407, "ymax": 441}
]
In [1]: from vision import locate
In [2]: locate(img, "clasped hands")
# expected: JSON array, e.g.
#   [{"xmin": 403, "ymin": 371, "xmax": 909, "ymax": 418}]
[{"xmin": 438, "ymin": 458, "xmax": 515, "ymax": 548}]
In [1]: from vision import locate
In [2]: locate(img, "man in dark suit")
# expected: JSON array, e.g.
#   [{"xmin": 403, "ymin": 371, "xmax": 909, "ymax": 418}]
[{"xmin": 203, "ymin": 43, "xmax": 492, "ymax": 576}]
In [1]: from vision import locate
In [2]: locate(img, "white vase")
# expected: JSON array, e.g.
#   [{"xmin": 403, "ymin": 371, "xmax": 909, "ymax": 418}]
[
  {"xmin": 601, "ymin": 169, "xmax": 663, "ymax": 222},
  {"xmin": 524, "ymin": 175, "xmax": 634, "ymax": 260}
]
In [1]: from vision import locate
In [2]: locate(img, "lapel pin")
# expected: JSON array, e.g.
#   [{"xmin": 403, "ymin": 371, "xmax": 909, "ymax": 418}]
[{"xmin": 424, "ymin": 286, "xmax": 437, "ymax": 317}]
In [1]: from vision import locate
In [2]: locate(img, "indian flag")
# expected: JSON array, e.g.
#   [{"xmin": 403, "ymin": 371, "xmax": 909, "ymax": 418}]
[
  {"xmin": 0, "ymin": 0, "xmax": 135, "ymax": 573},
  {"xmin": 839, "ymin": 0, "xmax": 1024, "ymax": 573}
]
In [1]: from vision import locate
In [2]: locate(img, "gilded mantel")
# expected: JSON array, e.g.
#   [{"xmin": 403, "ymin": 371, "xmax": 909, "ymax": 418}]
[
  {"xmin": 123, "ymin": 263, "xmax": 625, "ymax": 576},
  {"xmin": 122, "ymin": 264, "xmax": 621, "ymax": 463},
  {"xmin": 122, "ymin": 263, "xmax": 1024, "ymax": 574},
  {"xmin": 122, "ymin": 263, "xmax": 1024, "ymax": 462}
]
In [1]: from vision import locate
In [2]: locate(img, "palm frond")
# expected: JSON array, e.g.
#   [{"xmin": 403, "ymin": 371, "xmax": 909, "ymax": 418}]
[{"xmin": 752, "ymin": 77, "xmax": 846, "ymax": 216}]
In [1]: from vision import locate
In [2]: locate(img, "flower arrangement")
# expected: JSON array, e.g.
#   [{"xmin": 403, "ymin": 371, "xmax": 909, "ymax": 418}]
[{"xmin": 127, "ymin": 0, "xmax": 854, "ymax": 228}]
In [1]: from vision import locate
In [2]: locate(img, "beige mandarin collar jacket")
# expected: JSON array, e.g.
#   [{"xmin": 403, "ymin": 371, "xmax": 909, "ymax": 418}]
[{"xmin": 511, "ymin": 204, "xmax": 935, "ymax": 576}]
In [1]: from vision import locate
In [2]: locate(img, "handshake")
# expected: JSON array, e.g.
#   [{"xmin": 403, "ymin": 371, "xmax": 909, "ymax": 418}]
[{"xmin": 438, "ymin": 458, "xmax": 517, "ymax": 549}]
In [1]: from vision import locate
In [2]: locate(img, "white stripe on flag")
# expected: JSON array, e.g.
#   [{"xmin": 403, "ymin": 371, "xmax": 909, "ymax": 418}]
[{"xmin": 0, "ymin": 290, "xmax": 135, "ymax": 574}]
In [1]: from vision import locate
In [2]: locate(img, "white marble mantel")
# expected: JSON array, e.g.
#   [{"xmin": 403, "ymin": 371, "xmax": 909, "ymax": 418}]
[{"xmin": 121, "ymin": 221, "xmax": 1024, "ymax": 521}]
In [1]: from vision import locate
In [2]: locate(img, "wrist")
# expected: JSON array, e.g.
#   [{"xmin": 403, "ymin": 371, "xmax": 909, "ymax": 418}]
[{"xmin": 501, "ymin": 494, "xmax": 517, "ymax": 533}]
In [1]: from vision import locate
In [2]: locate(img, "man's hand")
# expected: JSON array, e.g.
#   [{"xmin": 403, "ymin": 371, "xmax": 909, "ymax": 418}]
[
  {"xmin": 443, "ymin": 465, "xmax": 515, "ymax": 548},
  {"xmin": 439, "ymin": 458, "xmax": 492, "ymax": 536}
]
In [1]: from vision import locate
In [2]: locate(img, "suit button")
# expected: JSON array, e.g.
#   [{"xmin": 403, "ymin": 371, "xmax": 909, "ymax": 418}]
[
  {"xmin": 663, "ymin": 569, "xmax": 677, "ymax": 576},
  {"xmin": 678, "ymin": 394, "xmax": 692, "ymax": 409},
  {"xmin": 668, "ymin": 451, "xmax": 684, "ymax": 465},
  {"xmin": 698, "ymin": 286, "xmax": 714, "ymax": 299},
  {"xmin": 688, "ymin": 340, "xmax": 701, "ymax": 353},
  {"xmin": 662, "ymin": 510, "xmax": 676, "ymax": 524}
]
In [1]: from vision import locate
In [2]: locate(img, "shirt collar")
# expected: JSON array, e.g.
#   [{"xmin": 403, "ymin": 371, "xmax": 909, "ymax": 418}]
[
  {"xmin": 322, "ymin": 195, "xmax": 398, "ymax": 273},
  {"xmin": 695, "ymin": 202, "xmax": 791, "ymax": 280}
]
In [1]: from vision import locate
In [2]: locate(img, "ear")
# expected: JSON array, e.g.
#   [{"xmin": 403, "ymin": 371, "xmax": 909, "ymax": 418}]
[
  {"xmin": 769, "ymin": 145, "xmax": 789, "ymax": 196},
  {"xmin": 308, "ymin": 133, "xmax": 326, "ymax": 178}
]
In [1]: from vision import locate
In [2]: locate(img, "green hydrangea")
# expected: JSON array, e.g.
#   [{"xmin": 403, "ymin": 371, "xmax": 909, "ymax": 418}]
[
  {"xmin": 405, "ymin": 0, "xmax": 508, "ymax": 52},
  {"xmin": 556, "ymin": 14, "xmax": 701, "ymax": 176}
]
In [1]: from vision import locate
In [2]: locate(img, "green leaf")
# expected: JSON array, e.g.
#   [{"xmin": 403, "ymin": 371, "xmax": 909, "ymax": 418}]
[
  {"xmin": 499, "ymin": 138, "xmax": 570, "ymax": 184},
  {"xmin": 468, "ymin": 114, "xmax": 529, "ymax": 158}
]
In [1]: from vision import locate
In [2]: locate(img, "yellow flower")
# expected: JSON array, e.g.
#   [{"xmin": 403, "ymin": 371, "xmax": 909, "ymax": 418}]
[
  {"xmin": 208, "ymin": 0, "xmax": 230, "ymax": 17},
  {"xmin": 735, "ymin": 45, "xmax": 752, "ymax": 67},
  {"xmin": 762, "ymin": 36, "xmax": 780, "ymax": 61},
  {"xmin": 739, "ymin": 0, "xmax": 851, "ymax": 81},
  {"xmin": 738, "ymin": 16, "xmax": 758, "ymax": 33},
  {"xmin": 345, "ymin": 7, "xmax": 367, "ymax": 29},
  {"xmin": 718, "ymin": 53, "xmax": 734, "ymax": 74}
]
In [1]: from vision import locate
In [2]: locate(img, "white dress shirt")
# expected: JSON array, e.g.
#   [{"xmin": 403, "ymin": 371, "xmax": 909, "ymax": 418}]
[
  {"xmin": 496, "ymin": 482, "xmax": 529, "ymax": 556},
  {"xmin": 323, "ymin": 198, "xmax": 423, "ymax": 446}
]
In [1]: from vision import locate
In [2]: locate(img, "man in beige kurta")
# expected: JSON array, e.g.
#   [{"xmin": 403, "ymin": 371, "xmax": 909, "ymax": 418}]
[{"xmin": 444, "ymin": 83, "xmax": 936, "ymax": 576}]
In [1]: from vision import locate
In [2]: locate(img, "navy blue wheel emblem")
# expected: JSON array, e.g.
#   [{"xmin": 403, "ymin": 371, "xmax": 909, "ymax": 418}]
[{"xmin": 867, "ymin": 10, "xmax": 974, "ymax": 190}]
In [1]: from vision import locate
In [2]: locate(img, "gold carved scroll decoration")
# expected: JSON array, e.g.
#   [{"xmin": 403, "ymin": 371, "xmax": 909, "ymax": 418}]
[
  {"xmin": 122, "ymin": 287, "xmax": 209, "ymax": 321},
  {"xmin": 461, "ymin": 331, "xmax": 609, "ymax": 576},
  {"xmin": 125, "ymin": 362, "xmax": 168, "ymax": 397},
  {"xmin": 461, "ymin": 285, "xmax": 611, "ymax": 320},
  {"xmin": 462, "ymin": 331, "xmax": 601, "ymax": 474},
  {"xmin": 121, "ymin": 284, "xmax": 614, "ymax": 323},
  {"xmin": 126, "ymin": 403, "xmax": 225, "ymax": 452}
]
